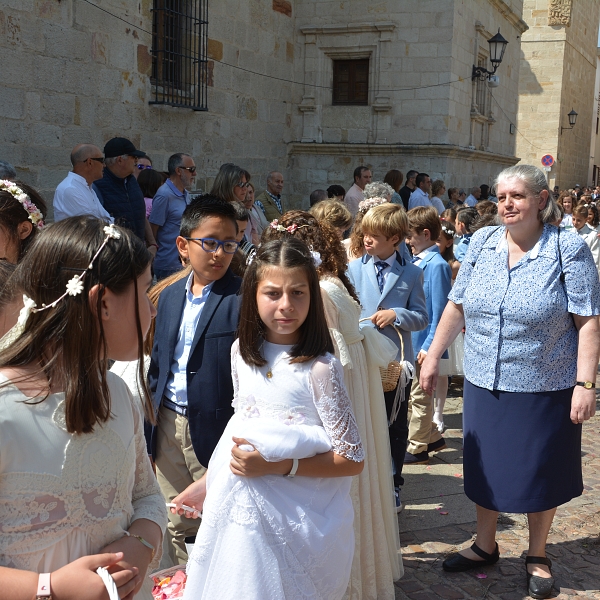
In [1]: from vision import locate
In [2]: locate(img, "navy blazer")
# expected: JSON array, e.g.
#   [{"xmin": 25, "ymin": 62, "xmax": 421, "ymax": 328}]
[
  {"xmin": 147, "ymin": 268, "xmax": 242, "ymax": 466},
  {"xmin": 348, "ymin": 251, "xmax": 428, "ymax": 366}
]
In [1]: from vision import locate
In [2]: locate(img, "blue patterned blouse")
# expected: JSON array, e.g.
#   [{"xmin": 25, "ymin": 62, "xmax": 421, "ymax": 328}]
[{"xmin": 448, "ymin": 225, "xmax": 600, "ymax": 392}]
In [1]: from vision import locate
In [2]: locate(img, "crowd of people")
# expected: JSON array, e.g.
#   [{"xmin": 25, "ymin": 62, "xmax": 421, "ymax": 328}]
[{"xmin": 0, "ymin": 143, "xmax": 599, "ymax": 600}]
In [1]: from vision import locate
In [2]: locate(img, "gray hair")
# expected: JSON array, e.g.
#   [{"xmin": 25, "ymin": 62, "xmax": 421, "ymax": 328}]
[
  {"xmin": 70, "ymin": 144, "xmax": 99, "ymax": 166},
  {"xmin": 494, "ymin": 164, "xmax": 561, "ymax": 224},
  {"xmin": 104, "ymin": 154, "xmax": 129, "ymax": 167},
  {"xmin": 168, "ymin": 153, "xmax": 191, "ymax": 176},
  {"xmin": 0, "ymin": 160, "xmax": 17, "ymax": 179},
  {"xmin": 364, "ymin": 181, "xmax": 394, "ymax": 200}
]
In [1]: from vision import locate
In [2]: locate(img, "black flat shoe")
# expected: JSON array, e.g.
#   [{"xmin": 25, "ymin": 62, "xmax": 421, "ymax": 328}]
[
  {"xmin": 442, "ymin": 542, "xmax": 500, "ymax": 572},
  {"xmin": 526, "ymin": 556, "xmax": 554, "ymax": 599}
]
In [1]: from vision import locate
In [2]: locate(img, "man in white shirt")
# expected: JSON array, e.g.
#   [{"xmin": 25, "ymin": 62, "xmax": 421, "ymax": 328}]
[
  {"xmin": 344, "ymin": 166, "xmax": 372, "ymax": 216},
  {"xmin": 53, "ymin": 144, "xmax": 113, "ymax": 223},
  {"xmin": 464, "ymin": 186, "xmax": 481, "ymax": 207},
  {"xmin": 408, "ymin": 173, "xmax": 433, "ymax": 210}
]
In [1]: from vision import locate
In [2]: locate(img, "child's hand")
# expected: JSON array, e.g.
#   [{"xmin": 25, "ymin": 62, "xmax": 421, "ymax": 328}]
[
  {"xmin": 230, "ymin": 437, "xmax": 291, "ymax": 477},
  {"xmin": 170, "ymin": 478, "xmax": 206, "ymax": 519},
  {"xmin": 369, "ymin": 309, "xmax": 397, "ymax": 329},
  {"xmin": 416, "ymin": 350, "xmax": 427, "ymax": 366}
]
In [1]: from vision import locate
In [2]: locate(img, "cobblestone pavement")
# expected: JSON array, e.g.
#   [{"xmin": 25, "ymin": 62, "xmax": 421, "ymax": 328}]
[{"xmin": 395, "ymin": 376, "xmax": 600, "ymax": 600}]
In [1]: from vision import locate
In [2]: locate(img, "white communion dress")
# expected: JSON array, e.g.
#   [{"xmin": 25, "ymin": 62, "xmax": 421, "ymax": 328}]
[
  {"xmin": 0, "ymin": 372, "xmax": 167, "ymax": 578},
  {"xmin": 320, "ymin": 276, "xmax": 403, "ymax": 600},
  {"xmin": 183, "ymin": 340, "xmax": 364, "ymax": 600}
]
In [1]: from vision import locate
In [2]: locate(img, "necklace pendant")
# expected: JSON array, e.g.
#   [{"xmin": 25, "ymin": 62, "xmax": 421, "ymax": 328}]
[{"xmin": 266, "ymin": 370, "xmax": 273, "ymax": 379}]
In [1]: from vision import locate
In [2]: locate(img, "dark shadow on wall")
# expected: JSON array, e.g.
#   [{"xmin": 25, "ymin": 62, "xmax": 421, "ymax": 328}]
[{"xmin": 519, "ymin": 48, "xmax": 544, "ymax": 95}]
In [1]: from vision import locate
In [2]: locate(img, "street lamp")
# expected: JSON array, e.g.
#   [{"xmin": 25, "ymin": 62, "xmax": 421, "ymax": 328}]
[
  {"xmin": 472, "ymin": 30, "xmax": 509, "ymax": 81},
  {"xmin": 560, "ymin": 109, "xmax": 578, "ymax": 134}
]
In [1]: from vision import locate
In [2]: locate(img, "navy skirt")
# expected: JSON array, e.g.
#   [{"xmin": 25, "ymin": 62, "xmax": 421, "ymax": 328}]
[{"xmin": 463, "ymin": 379, "xmax": 583, "ymax": 513}]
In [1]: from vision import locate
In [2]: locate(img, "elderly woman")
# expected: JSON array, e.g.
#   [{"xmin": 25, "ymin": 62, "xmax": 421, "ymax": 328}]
[
  {"xmin": 364, "ymin": 180, "xmax": 395, "ymax": 201},
  {"xmin": 420, "ymin": 165, "xmax": 600, "ymax": 600}
]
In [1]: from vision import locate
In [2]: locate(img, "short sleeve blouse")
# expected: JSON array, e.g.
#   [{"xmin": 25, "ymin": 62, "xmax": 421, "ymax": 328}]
[{"xmin": 449, "ymin": 225, "xmax": 600, "ymax": 392}]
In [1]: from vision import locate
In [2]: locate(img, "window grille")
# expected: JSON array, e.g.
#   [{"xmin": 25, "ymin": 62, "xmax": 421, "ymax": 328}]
[
  {"xmin": 332, "ymin": 59, "xmax": 369, "ymax": 106},
  {"xmin": 151, "ymin": 0, "xmax": 208, "ymax": 111},
  {"xmin": 474, "ymin": 55, "xmax": 490, "ymax": 116}
]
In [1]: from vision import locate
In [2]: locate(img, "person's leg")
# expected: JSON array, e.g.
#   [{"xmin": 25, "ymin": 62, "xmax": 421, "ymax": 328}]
[
  {"xmin": 434, "ymin": 376, "xmax": 448, "ymax": 432},
  {"xmin": 406, "ymin": 364, "xmax": 440, "ymax": 457},
  {"xmin": 458, "ymin": 504, "xmax": 499, "ymax": 560},
  {"xmin": 526, "ymin": 508, "xmax": 557, "ymax": 578},
  {"xmin": 384, "ymin": 382, "xmax": 410, "ymax": 488}
]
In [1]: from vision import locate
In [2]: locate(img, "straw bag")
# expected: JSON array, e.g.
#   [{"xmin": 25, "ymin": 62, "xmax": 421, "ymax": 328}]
[{"xmin": 359, "ymin": 319, "xmax": 404, "ymax": 392}]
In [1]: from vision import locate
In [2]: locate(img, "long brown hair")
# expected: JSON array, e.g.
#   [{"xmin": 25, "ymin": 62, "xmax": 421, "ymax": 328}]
[
  {"xmin": 238, "ymin": 238, "xmax": 334, "ymax": 367},
  {"xmin": 261, "ymin": 210, "xmax": 359, "ymax": 303},
  {"xmin": 0, "ymin": 181, "xmax": 47, "ymax": 262},
  {"xmin": 0, "ymin": 217, "xmax": 153, "ymax": 433}
]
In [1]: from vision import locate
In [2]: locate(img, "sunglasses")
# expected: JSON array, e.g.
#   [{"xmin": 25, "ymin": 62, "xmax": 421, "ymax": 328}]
[
  {"xmin": 89, "ymin": 157, "xmax": 105, "ymax": 164},
  {"xmin": 136, "ymin": 164, "xmax": 153, "ymax": 170},
  {"xmin": 236, "ymin": 181, "xmax": 251, "ymax": 188},
  {"xmin": 180, "ymin": 166, "xmax": 197, "ymax": 174}
]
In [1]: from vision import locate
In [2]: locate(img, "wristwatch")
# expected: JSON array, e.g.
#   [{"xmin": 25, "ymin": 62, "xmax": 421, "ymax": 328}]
[
  {"xmin": 576, "ymin": 381, "xmax": 596, "ymax": 389},
  {"xmin": 36, "ymin": 573, "xmax": 52, "ymax": 599}
]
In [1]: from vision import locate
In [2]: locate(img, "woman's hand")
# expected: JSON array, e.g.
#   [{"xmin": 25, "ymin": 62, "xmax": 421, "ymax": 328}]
[
  {"xmin": 230, "ymin": 437, "xmax": 291, "ymax": 477},
  {"xmin": 170, "ymin": 477, "xmax": 207, "ymax": 519},
  {"xmin": 100, "ymin": 538, "xmax": 153, "ymax": 600},
  {"xmin": 419, "ymin": 354, "xmax": 440, "ymax": 395},
  {"xmin": 51, "ymin": 552, "xmax": 140, "ymax": 600},
  {"xmin": 369, "ymin": 309, "xmax": 396, "ymax": 329},
  {"xmin": 570, "ymin": 386, "xmax": 596, "ymax": 424}
]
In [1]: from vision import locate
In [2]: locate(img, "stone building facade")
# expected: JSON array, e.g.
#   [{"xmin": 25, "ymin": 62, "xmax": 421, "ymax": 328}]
[
  {"xmin": 1, "ymin": 0, "xmax": 527, "ymax": 213},
  {"xmin": 589, "ymin": 47, "xmax": 600, "ymax": 186},
  {"xmin": 517, "ymin": 0, "xmax": 600, "ymax": 189}
]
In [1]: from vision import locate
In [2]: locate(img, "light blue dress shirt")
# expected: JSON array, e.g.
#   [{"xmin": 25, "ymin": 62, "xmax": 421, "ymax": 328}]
[
  {"xmin": 408, "ymin": 188, "xmax": 433, "ymax": 210},
  {"xmin": 449, "ymin": 225, "xmax": 600, "ymax": 392},
  {"xmin": 165, "ymin": 274, "xmax": 213, "ymax": 406}
]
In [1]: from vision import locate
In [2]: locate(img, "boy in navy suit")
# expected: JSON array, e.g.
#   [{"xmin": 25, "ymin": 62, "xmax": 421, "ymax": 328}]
[
  {"xmin": 348, "ymin": 203, "xmax": 428, "ymax": 511},
  {"xmin": 405, "ymin": 206, "xmax": 452, "ymax": 464},
  {"xmin": 148, "ymin": 197, "xmax": 241, "ymax": 562}
]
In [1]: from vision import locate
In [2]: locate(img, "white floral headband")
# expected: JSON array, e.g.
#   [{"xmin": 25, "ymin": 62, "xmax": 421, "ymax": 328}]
[
  {"xmin": 0, "ymin": 180, "xmax": 45, "ymax": 229},
  {"xmin": 269, "ymin": 219, "xmax": 309, "ymax": 234},
  {"xmin": 441, "ymin": 224, "xmax": 456, "ymax": 238},
  {"xmin": 358, "ymin": 197, "xmax": 388, "ymax": 214},
  {"xmin": 22, "ymin": 224, "xmax": 122, "ymax": 318}
]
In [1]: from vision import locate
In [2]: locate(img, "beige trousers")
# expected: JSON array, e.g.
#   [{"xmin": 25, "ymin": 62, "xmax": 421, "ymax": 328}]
[
  {"xmin": 406, "ymin": 363, "xmax": 442, "ymax": 455},
  {"xmin": 155, "ymin": 405, "xmax": 207, "ymax": 564}
]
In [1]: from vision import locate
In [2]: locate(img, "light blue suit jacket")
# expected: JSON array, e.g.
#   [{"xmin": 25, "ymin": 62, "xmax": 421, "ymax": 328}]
[
  {"xmin": 348, "ymin": 251, "xmax": 428, "ymax": 365},
  {"xmin": 411, "ymin": 248, "xmax": 452, "ymax": 355}
]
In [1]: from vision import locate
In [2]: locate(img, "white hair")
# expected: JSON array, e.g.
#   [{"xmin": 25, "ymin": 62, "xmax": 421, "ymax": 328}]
[{"xmin": 364, "ymin": 181, "xmax": 395, "ymax": 200}]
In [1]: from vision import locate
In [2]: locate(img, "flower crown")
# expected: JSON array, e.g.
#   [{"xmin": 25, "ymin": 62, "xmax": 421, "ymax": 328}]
[
  {"xmin": 22, "ymin": 224, "xmax": 122, "ymax": 319},
  {"xmin": 0, "ymin": 180, "xmax": 45, "ymax": 229},
  {"xmin": 441, "ymin": 224, "xmax": 456, "ymax": 238},
  {"xmin": 358, "ymin": 196, "xmax": 388, "ymax": 215},
  {"xmin": 269, "ymin": 219, "xmax": 309, "ymax": 234}
]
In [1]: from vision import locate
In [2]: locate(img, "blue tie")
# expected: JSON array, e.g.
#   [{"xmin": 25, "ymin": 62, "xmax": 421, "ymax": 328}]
[
  {"xmin": 411, "ymin": 255, "xmax": 420, "ymax": 263},
  {"xmin": 375, "ymin": 261, "xmax": 388, "ymax": 293}
]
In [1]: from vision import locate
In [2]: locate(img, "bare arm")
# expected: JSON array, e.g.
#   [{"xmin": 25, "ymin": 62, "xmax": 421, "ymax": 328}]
[
  {"xmin": 570, "ymin": 314, "xmax": 600, "ymax": 424},
  {"xmin": 419, "ymin": 301, "xmax": 465, "ymax": 394},
  {"xmin": 150, "ymin": 222, "xmax": 159, "ymax": 241},
  {"xmin": 145, "ymin": 219, "xmax": 157, "ymax": 258}
]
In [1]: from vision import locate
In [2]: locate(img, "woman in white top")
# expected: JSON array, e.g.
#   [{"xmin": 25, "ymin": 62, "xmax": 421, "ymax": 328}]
[
  {"xmin": 0, "ymin": 217, "xmax": 166, "ymax": 600},
  {"xmin": 430, "ymin": 180, "xmax": 447, "ymax": 215}
]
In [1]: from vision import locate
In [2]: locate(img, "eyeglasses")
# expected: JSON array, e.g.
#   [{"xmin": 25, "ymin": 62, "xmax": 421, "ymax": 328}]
[
  {"xmin": 89, "ymin": 157, "xmax": 105, "ymax": 164},
  {"xmin": 136, "ymin": 164, "xmax": 153, "ymax": 170},
  {"xmin": 235, "ymin": 181, "xmax": 251, "ymax": 188},
  {"xmin": 180, "ymin": 166, "xmax": 197, "ymax": 174},
  {"xmin": 184, "ymin": 237, "xmax": 240, "ymax": 254}
]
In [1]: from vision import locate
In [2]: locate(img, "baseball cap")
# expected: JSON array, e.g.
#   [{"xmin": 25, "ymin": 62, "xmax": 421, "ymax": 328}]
[{"xmin": 104, "ymin": 137, "xmax": 147, "ymax": 159}]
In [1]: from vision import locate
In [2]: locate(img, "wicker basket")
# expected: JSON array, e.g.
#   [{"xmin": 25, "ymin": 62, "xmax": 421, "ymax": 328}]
[{"xmin": 359, "ymin": 319, "xmax": 404, "ymax": 392}]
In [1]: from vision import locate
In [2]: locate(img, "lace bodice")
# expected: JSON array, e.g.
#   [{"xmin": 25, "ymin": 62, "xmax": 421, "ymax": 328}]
[
  {"xmin": 0, "ymin": 371, "xmax": 167, "ymax": 572},
  {"xmin": 231, "ymin": 340, "xmax": 364, "ymax": 462}
]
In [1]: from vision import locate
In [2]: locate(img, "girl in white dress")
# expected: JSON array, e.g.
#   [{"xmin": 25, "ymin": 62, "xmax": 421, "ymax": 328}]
[
  {"xmin": 262, "ymin": 211, "xmax": 402, "ymax": 600},
  {"xmin": 171, "ymin": 237, "xmax": 364, "ymax": 600},
  {"xmin": 0, "ymin": 217, "xmax": 167, "ymax": 600}
]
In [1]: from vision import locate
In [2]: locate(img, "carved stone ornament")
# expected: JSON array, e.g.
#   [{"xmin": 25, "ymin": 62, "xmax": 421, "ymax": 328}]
[{"xmin": 548, "ymin": 0, "xmax": 572, "ymax": 26}]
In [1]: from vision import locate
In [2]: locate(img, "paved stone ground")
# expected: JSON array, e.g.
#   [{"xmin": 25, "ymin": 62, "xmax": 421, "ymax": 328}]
[{"xmin": 395, "ymin": 376, "xmax": 600, "ymax": 600}]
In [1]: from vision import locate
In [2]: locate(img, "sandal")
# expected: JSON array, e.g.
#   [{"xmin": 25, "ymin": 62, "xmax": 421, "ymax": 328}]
[
  {"xmin": 526, "ymin": 556, "xmax": 554, "ymax": 599},
  {"xmin": 442, "ymin": 541, "xmax": 500, "ymax": 572}
]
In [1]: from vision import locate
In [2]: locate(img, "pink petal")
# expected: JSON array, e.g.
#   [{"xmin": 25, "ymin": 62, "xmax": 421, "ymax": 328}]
[{"xmin": 476, "ymin": 573, "xmax": 488, "ymax": 579}]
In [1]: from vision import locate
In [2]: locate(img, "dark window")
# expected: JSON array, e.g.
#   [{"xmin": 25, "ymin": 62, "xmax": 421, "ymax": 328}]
[
  {"xmin": 475, "ymin": 55, "xmax": 490, "ymax": 116},
  {"xmin": 332, "ymin": 59, "xmax": 369, "ymax": 105},
  {"xmin": 151, "ymin": 0, "xmax": 208, "ymax": 111}
]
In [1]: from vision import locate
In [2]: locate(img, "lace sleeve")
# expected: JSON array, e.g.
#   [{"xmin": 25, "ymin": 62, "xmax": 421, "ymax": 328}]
[
  {"xmin": 320, "ymin": 283, "xmax": 352, "ymax": 368},
  {"xmin": 129, "ymin": 387, "xmax": 168, "ymax": 567},
  {"xmin": 309, "ymin": 355, "xmax": 364, "ymax": 462},
  {"xmin": 231, "ymin": 339, "xmax": 240, "ymax": 410}
]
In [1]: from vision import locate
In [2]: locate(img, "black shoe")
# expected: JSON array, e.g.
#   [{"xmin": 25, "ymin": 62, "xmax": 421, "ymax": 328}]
[
  {"xmin": 427, "ymin": 437, "xmax": 447, "ymax": 453},
  {"xmin": 526, "ymin": 556, "xmax": 554, "ymax": 599},
  {"xmin": 404, "ymin": 450, "xmax": 429, "ymax": 465},
  {"xmin": 442, "ymin": 542, "xmax": 500, "ymax": 573}
]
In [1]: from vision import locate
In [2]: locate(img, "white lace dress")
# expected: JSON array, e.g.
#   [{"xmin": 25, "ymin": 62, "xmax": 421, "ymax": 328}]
[
  {"xmin": 320, "ymin": 276, "xmax": 403, "ymax": 600},
  {"xmin": 0, "ymin": 371, "xmax": 167, "ymax": 579},
  {"xmin": 183, "ymin": 340, "xmax": 364, "ymax": 600}
]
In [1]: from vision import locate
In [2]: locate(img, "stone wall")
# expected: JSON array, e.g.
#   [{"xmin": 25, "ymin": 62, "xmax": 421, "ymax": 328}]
[{"xmin": 517, "ymin": 0, "xmax": 599, "ymax": 188}]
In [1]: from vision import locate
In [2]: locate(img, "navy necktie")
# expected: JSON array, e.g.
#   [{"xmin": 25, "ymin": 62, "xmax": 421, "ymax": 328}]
[
  {"xmin": 411, "ymin": 255, "xmax": 420, "ymax": 263},
  {"xmin": 374, "ymin": 261, "xmax": 388, "ymax": 293}
]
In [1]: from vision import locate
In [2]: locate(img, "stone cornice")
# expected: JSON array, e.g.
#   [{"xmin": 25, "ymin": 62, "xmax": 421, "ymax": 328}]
[
  {"xmin": 487, "ymin": 0, "xmax": 529, "ymax": 34},
  {"xmin": 300, "ymin": 23, "xmax": 396, "ymax": 36},
  {"xmin": 288, "ymin": 142, "xmax": 519, "ymax": 165}
]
